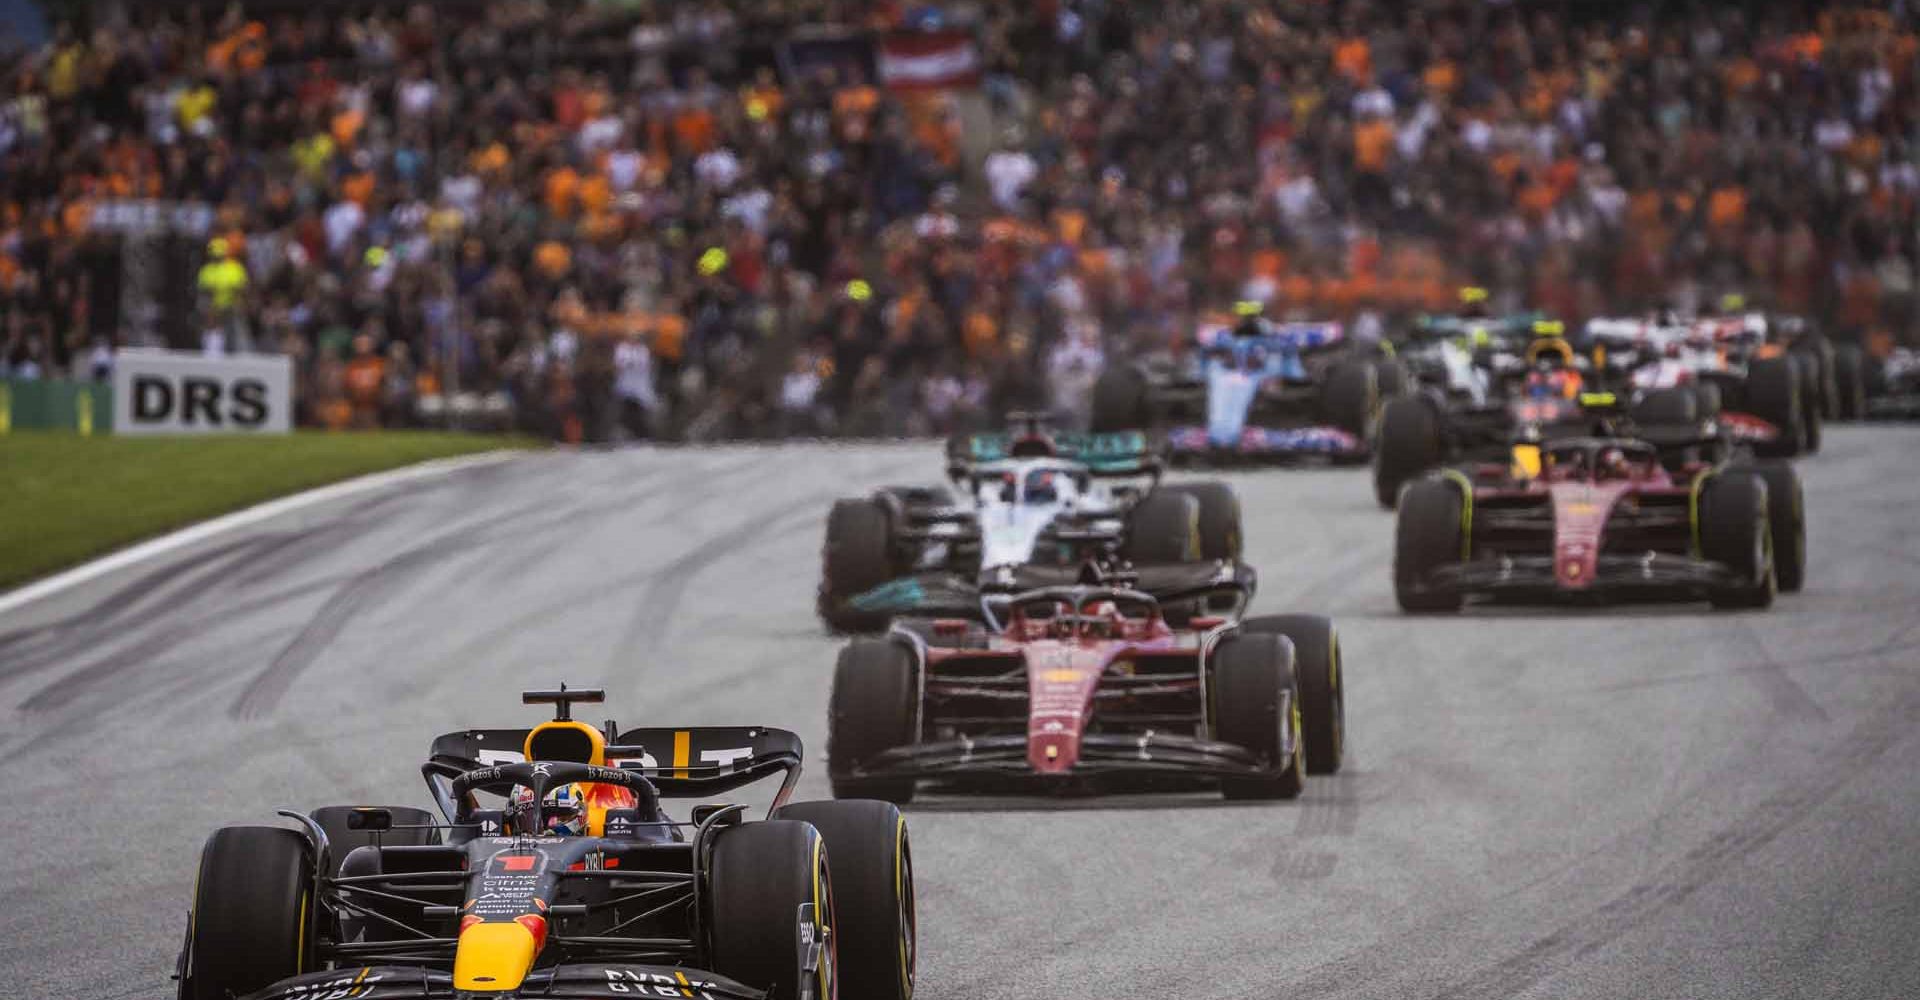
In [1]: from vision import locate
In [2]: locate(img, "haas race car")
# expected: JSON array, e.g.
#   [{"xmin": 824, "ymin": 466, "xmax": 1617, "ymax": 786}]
[
  {"xmin": 1394, "ymin": 437, "xmax": 1805, "ymax": 612},
  {"xmin": 1089, "ymin": 307, "xmax": 1403, "ymax": 464},
  {"xmin": 175, "ymin": 687, "xmax": 915, "ymax": 1000},
  {"xmin": 818, "ymin": 416, "xmax": 1249, "ymax": 632},
  {"xmin": 826, "ymin": 571, "xmax": 1345, "ymax": 801}
]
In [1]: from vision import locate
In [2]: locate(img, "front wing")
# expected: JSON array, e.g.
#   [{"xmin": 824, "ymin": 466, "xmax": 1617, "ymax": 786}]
[
  {"xmin": 239, "ymin": 965, "xmax": 762, "ymax": 1000},
  {"xmin": 1410, "ymin": 552, "xmax": 1746, "ymax": 603}
]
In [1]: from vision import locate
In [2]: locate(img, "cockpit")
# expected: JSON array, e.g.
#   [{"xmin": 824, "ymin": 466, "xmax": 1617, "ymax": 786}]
[
  {"xmin": 1539, "ymin": 440, "xmax": 1662, "ymax": 484},
  {"xmin": 974, "ymin": 462, "xmax": 1090, "ymax": 506}
]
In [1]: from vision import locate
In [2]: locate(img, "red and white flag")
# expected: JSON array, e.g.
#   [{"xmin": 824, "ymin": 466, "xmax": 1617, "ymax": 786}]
[{"xmin": 878, "ymin": 31, "xmax": 982, "ymax": 91}]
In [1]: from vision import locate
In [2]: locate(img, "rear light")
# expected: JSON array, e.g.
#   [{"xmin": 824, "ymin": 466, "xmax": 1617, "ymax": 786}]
[
  {"xmin": 933, "ymin": 619, "xmax": 969, "ymax": 636},
  {"xmin": 1189, "ymin": 616, "xmax": 1226, "ymax": 629}
]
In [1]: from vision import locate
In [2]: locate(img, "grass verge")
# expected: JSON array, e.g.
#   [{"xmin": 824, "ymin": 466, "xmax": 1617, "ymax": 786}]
[{"xmin": 0, "ymin": 431, "xmax": 534, "ymax": 590}]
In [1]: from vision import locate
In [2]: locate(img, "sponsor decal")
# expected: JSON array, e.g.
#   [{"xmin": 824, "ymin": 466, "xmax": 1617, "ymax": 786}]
[{"xmin": 604, "ymin": 969, "xmax": 724, "ymax": 997}]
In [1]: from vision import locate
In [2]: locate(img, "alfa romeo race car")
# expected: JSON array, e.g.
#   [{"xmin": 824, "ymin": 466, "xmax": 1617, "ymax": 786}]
[
  {"xmin": 1394, "ymin": 437, "xmax": 1805, "ymax": 612},
  {"xmin": 825, "ymin": 572, "xmax": 1345, "ymax": 801},
  {"xmin": 1581, "ymin": 313, "xmax": 1816, "ymax": 454},
  {"xmin": 175, "ymin": 687, "xmax": 915, "ymax": 1000},
  {"xmin": 817, "ymin": 417, "xmax": 1246, "ymax": 632},
  {"xmin": 1089, "ymin": 310, "xmax": 1402, "ymax": 464}
]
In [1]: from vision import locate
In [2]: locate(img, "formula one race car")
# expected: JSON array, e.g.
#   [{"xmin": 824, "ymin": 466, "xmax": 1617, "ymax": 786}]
[
  {"xmin": 825, "ymin": 571, "xmax": 1345, "ymax": 801},
  {"xmin": 1394, "ymin": 437, "xmax": 1805, "ymax": 612},
  {"xmin": 1867, "ymin": 346, "xmax": 1920, "ymax": 419},
  {"xmin": 1090, "ymin": 309, "xmax": 1402, "ymax": 464},
  {"xmin": 175, "ymin": 687, "xmax": 915, "ymax": 1000},
  {"xmin": 818, "ymin": 415, "xmax": 1246, "ymax": 632},
  {"xmin": 1582, "ymin": 313, "xmax": 1815, "ymax": 454}
]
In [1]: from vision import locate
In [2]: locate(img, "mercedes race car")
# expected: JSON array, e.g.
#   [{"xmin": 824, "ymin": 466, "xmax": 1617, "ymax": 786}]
[
  {"xmin": 1089, "ymin": 311, "xmax": 1402, "ymax": 464},
  {"xmin": 175, "ymin": 687, "xmax": 915, "ymax": 1000},
  {"xmin": 1394, "ymin": 437, "xmax": 1805, "ymax": 612},
  {"xmin": 818, "ymin": 417, "xmax": 1246, "ymax": 632},
  {"xmin": 825, "ymin": 573, "xmax": 1345, "ymax": 801}
]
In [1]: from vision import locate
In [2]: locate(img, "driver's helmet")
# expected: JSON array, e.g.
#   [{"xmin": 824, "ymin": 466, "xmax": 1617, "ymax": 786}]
[
  {"xmin": 1025, "ymin": 469, "xmax": 1059, "ymax": 503},
  {"xmin": 1525, "ymin": 366, "xmax": 1574, "ymax": 399},
  {"xmin": 507, "ymin": 782, "xmax": 588, "ymax": 837},
  {"xmin": 1598, "ymin": 446, "xmax": 1632, "ymax": 480}
]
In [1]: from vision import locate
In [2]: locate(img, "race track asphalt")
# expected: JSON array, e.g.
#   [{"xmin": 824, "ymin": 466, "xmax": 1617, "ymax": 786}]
[{"xmin": 3, "ymin": 426, "xmax": 1919, "ymax": 1000}]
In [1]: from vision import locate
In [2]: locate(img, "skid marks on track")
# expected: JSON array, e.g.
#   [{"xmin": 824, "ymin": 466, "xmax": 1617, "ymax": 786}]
[{"xmin": 1425, "ymin": 693, "xmax": 1920, "ymax": 1000}]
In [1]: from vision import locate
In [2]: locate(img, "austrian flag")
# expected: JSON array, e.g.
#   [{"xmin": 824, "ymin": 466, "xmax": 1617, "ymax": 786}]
[{"xmin": 878, "ymin": 31, "xmax": 982, "ymax": 90}]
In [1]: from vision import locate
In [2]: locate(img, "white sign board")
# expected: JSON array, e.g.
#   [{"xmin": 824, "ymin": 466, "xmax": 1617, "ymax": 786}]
[{"xmin": 111, "ymin": 349, "xmax": 294, "ymax": 435}]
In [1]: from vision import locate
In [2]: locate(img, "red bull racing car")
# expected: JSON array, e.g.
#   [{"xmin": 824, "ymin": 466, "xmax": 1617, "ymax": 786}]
[
  {"xmin": 174, "ymin": 687, "xmax": 915, "ymax": 1000},
  {"xmin": 1394, "ymin": 437, "xmax": 1805, "ymax": 612},
  {"xmin": 825, "ymin": 572, "xmax": 1346, "ymax": 801}
]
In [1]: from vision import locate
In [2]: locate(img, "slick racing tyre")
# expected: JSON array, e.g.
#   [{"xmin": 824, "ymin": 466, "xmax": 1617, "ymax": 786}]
[
  {"xmin": 1700, "ymin": 471, "xmax": 1776, "ymax": 610},
  {"xmin": 1211, "ymin": 632, "xmax": 1306, "ymax": 800},
  {"xmin": 1394, "ymin": 476, "xmax": 1467, "ymax": 612},
  {"xmin": 710, "ymin": 821, "xmax": 837, "ymax": 1000},
  {"xmin": 776, "ymin": 801, "xmax": 915, "ymax": 1000},
  {"xmin": 181, "ymin": 826, "xmax": 315, "ymax": 1000},
  {"xmin": 1734, "ymin": 460, "xmax": 1805, "ymax": 593},
  {"xmin": 1160, "ymin": 482, "xmax": 1241, "ymax": 561},
  {"xmin": 1832, "ymin": 344, "xmax": 1867, "ymax": 421},
  {"xmin": 1243, "ymin": 615, "xmax": 1344, "ymax": 775},
  {"xmin": 1321, "ymin": 361, "xmax": 1381, "ymax": 442},
  {"xmin": 1121, "ymin": 490, "xmax": 1201, "ymax": 564},
  {"xmin": 822, "ymin": 498, "xmax": 899, "ymax": 631},
  {"xmin": 1630, "ymin": 386, "xmax": 1698, "ymax": 427},
  {"xmin": 828, "ymin": 638, "xmax": 921, "ymax": 803},
  {"xmin": 1373, "ymin": 395, "xmax": 1445, "ymax": 509},
  {"xmin": 1090, "ymin": 366, "xmax": 1153, "ymax": 433},
  {"xmin": 1746, "ymin": 356, "xmax": 1805, "ymax": 457}
]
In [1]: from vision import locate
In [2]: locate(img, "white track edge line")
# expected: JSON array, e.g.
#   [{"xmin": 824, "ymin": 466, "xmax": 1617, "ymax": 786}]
[{"xmin": 0, "ymin": 449, "xmax": 522, "ymax": 618}]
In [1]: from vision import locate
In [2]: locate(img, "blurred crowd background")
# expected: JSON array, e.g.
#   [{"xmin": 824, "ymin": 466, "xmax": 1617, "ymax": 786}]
[{"xmin": 0, "ymin": 0, "xmax": 1915, "ymax": 439}]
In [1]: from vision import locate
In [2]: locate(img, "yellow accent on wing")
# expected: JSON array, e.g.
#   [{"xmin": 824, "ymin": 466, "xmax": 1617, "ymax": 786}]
[
  {"xmin": 454, "ymin": 922, "xmax": 539, "ymax": 992},
  {"xmin": 1510, "ymin": 443, "xmax": 1542, "ymax": 480},
  {"xmin": 672, "ymin": 730, "xmax": 691, "ymax": 779}
]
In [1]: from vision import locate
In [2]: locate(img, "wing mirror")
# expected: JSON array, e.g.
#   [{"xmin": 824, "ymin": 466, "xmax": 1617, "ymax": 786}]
[{"xmin": 346, "ymin": 807, "xmax": 393, "ymax": 832}]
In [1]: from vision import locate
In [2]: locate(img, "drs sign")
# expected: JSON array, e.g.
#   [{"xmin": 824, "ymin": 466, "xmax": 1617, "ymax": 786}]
[{"xmin": 111, "ymin": 350, "xmax": 293, "ymax": 435}]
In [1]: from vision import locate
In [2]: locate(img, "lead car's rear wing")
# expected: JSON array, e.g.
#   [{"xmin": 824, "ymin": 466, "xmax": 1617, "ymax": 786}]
[{"xmin": 424, "ymin": 725, "xmax": 804, "ymax": 819}]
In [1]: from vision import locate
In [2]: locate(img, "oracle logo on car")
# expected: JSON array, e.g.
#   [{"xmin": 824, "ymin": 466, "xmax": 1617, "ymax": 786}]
[{"xmin": 111, "ymin": 349, "xmax": 292, "ymax": 435}]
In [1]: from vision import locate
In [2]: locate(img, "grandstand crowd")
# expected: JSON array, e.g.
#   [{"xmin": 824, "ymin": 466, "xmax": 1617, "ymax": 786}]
[{"xmin": 0, "ymin": 0, "xmax": 1915, "ymax": 438}]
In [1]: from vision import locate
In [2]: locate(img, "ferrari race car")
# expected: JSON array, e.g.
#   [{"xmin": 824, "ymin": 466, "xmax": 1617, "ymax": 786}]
[
  {"xmin": 1866, "ymin": 346, "xmax": 1920, "ymax": 419},
  {"xmin": 818, "ymin": 416, "xmax": 1247, "ymax": 632},
  {"xmin": 1089, "ymin": 311, "xmax": 1403, "ymax": 464},
  {"xmin": 175, "ymin": 686, "xmax": 915, "ymax": 1000},
  {"xmin": 1394, "ymin": 437, "xmax": 1805, "ymax": 612},
  {"xmin": 825, "ymin": 573, "xmax": 1345, "ymax": 801}
]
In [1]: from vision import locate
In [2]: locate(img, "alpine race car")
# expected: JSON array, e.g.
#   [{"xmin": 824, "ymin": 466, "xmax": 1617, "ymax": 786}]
[
  {"xmin": 1394, "ymin": 437, "xmax": 1805, "ymax": 612},
  {"xmin": 1089, "ymin": 311, "xmax": 1403, "ymax": 464},
  {"xmin": 818, "ymin": 416, "xmax": 1245, "ymax": 632},
  {"xmin": 825, "ymin": 571, "xmax": 1345, "ymax": 801},
  {"xmin": 175, "ymin": 686, "xmax": 915, "ymax": 1000}
]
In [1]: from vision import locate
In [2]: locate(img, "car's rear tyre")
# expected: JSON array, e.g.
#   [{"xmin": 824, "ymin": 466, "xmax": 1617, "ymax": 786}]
[
  {"xmin": 1121, "ymin": 490, "xmax": 1201, "ymax": 564},
  {"xmin": 181, "ymin": 826, "xmax": 314, "ymax": 1000},
  {"xmin": 822, "ymin": 498, "xmax": 900, "ymax": 632},
  {"xmin": 1691, "ymin": 381, "xmax": 1723, "ymax": 419},
  {"xmin": 1211, "ymin": 632, "xmax": 1306, "ymax": 800},
  {"xmin": 1160, "ymin": 482, "xmax": 1241, "ymax": 561},
  {"xmin": 710, "ymin": 820, "xmax": 836, "ymax": 1000},
  {"xmin": 1832, "ymin": 344, "xmax": 1867, "ymax": 420},
  {"xmin": 1320, "ymin": 361, "xmax": 1380, "ymax": 442},
  {"xmin": 775, "ymin": 801, "xmax": 915, "ymax": 1000},
  {"xmin": 1701, "ymin": 471, "xmax": 1776, "ymax": 609},
  {"xmin": 1746, "ymin": 356, "xmax": 1804, "ymax": 457},
  {"xmin": 828, "ymin": 638, "xmax": 920, "ymax": 803},
  {"xmin": 1375, "ymin": 358, "xmax": 1409, "ymax": 397},
  {"xmin": 1395, "ymin": 477, "xmax": 1466, "ymax": 612},
  {"xmin": 1090, "ymin": 366, "xmax": 1153, "ymax": 432},
  {"xmin": 1373, "ymin": 395, "xmax": 1444, "ymax": 509},
  {"xmin": 1734, "ymin": 460, "xmax": 1805, "ymax": 593},
  {"xmin": 1631, "ymin": 386, "xmax": 1698, "ymax": 427},
  {"xmin": 308, "ymin": 805, "xmax": 440, "ymax": 875},
  {"xmin": 1242, "ymin": 615, "xmax": 1343, "ymax": 775}
]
